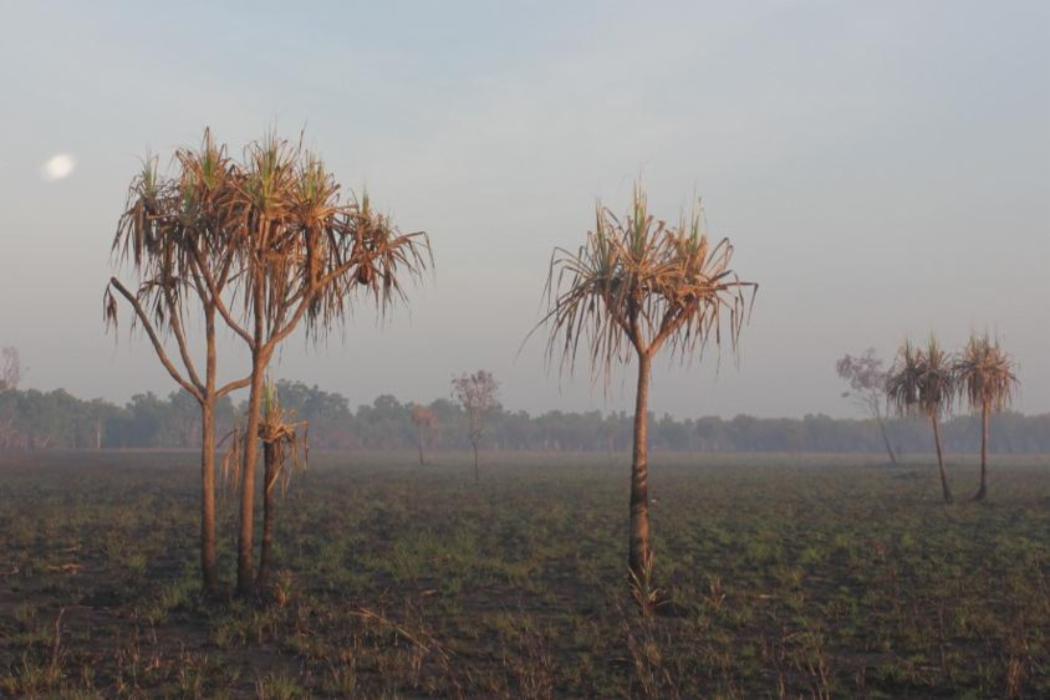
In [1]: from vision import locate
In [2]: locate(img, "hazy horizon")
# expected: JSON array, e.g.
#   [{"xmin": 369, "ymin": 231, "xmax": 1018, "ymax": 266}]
[{"xmin": 2, "ymin": 1, "xmax": 1048, "ymax": 420}]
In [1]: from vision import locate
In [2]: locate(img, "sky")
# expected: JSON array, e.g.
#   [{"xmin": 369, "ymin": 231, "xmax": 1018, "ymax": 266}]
[{"xmin": 1, "ymin": 0, "xmax": 1048, "ymax": 419}]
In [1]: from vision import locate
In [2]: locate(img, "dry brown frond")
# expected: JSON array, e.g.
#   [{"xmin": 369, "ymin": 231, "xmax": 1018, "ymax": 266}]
[
  {"xmin": 259, "ymin": 382, "xmax": 309, "ymax": 496},
  {"xmin": 534, "ymin": 184, "xmax": 756, "ymax": 381},
  {"xmin": 954, "ymin": 333, "xmax": 1018, "ymax": 412},
  {"xmin": 886, "ymin": 336, "xmax": 956, "ymax": 419}
]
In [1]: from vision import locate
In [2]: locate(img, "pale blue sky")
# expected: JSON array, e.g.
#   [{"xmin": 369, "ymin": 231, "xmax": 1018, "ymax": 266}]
[{"xmin": 1, "ymin": 1, "xmax": 1048, "ymax": 418}]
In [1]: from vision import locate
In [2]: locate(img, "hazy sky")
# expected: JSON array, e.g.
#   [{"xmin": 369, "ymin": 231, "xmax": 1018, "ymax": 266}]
[{"xmin": 2, "ymin": 1, "xmax": 1048, "ymax": 419}]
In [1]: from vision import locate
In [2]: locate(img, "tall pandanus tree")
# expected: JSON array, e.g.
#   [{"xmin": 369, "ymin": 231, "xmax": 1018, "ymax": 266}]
[
  {"xmin": 104, "ymin": 131, "xmax": 249, "ymax": 595},
  {"xmin": 222, "ymin": 135, "xmax": 431, "ymax": 596},
  {"xmin": 887, "ymin": 338, "xmax": 956, "ymax": 504},
  {"xmin": 954, "ymin": 334, "xmax": 1018, "ymax": 501},
  {"xmin": 535, "ymin": 186, "xmax": 756, "ymax": 609}
]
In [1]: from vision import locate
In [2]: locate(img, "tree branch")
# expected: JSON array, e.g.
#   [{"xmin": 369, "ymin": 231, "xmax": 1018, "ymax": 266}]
[
  {"xmin": 163, "ymin": 287, "xmax": 206, "ymax": 393},
  {"xmin": 108, "ymin": 277, "xmax": 204, "ymax": 403},
  {"xmin": 217, "ymin": 376, "xmax": 252, "ymax": 398},
  {"xmin": 191, "ymin": 249, "xmax": 255, "ymax": 349}
]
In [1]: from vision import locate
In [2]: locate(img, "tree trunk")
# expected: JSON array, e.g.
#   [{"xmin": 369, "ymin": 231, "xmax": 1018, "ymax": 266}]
[
  {"xmin": 974, "ymin": 401, "xmax": 989, "ymax": 501},
  {"xmin": 200, "ymin": 398, "xmax": 219, "ymax": 594},
  {"xmin": 930, "ymin": 413, "xmax": 952, "ymax": 504},
  {"xmin": 257, "ymin": 441, "xmax": 277, "ymax": 588},
  {"xmin": 417, "ymin": 432, "xmax": 425, "ymax": 466},
  {"xmin": 629, "ymin": 352, "xmax": 653, "ymax": 587},
  {"xmin": 472, "ymin": 441, "xmax": 479, "ymax": 483},
  {"xmin": 237, "ymin": 357, "xmax": 266, "ymax": 596},
  {"xmin": 874, "ymin": 403, "xmax": 898, "ymax": 465}
]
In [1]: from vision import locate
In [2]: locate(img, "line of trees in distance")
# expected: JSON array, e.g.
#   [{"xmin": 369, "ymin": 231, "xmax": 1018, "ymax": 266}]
[{"xmin": 3, "ymin": 378, "xmax": 1048, "ymax": 455}]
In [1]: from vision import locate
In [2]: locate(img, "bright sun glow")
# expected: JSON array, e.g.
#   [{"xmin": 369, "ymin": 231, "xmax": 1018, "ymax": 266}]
[{"xmin": 41, "ymin": 153, "xmax": 76, "ymax": 182}]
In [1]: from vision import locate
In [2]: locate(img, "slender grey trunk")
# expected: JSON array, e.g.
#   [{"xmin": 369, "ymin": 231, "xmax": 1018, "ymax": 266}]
[
  {"xmin": 472, "ymin": 441, "xmax": 479, "ymax": 483},
  {"xmin": 974, "ymin": 401, "xmax": 989, "ymax": 501},
  {"xmin": 930, "ymin": 413, "xmax": 952, "ymax": 504},
  {"xmin": 874, "ymin": 402, "xmax": 898, "ymax": 465}
]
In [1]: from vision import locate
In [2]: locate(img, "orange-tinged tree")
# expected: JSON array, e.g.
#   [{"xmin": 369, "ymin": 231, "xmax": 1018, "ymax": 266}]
[
  {"xmin": 219, "ymin": 135, "xmax": 431, "ymax": 596},
  {"xmin": 536, "ymin": 186, "xmax": 756, "ymax": 610},
  {"xmin": 954, "ymin": 334, "xmax": 1017, "ymax": 501},
  {"xmin": 105, "ymin": 132, "xmax": 249, "ymax": 595}
]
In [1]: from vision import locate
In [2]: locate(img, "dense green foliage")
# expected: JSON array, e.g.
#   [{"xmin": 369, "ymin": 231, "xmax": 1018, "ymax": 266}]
[
  {"xmin": 1, "ymin": 452, "xmax": 1047, "ymax": 697},
  {"xmin": 3, "ymin": 382, "xmax": 1050, "ymax": 454}
]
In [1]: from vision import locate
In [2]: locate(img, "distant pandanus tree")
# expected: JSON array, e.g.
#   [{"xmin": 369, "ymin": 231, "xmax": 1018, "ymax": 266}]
[
  {"xmin": 534, "ymin": 186, "xmax": 756, "ymax": 611},
  {"xmin": 104, "ymin": 132, "xmax": 249, "ymax": 595},
  {"xmin": 220, "ymin": 135, "xmax": 431, "ymax": 596},
  {"xmin": 410, "ymin": 404, "xmax": 437, "ymax": 465},
  {"xmin": 886, "ymin": 338, "xmax": 956, "ymax": 504},
  {"xmin": 953, "ymin": 334, "xmax": 1018, "ymax": 501},
  {"xmin": 836, "ymin": 349, "xmax": 897, "ymax": 465},
  {"xmin": 452, "ymin": 371, "xmax": 499, "ymax": 482}
]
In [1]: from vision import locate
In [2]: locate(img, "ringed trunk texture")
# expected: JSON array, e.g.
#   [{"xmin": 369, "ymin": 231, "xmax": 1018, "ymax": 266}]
[
  {"xmin": 930, "ymin": 413, "xmax": 952, "ymax": 505},
  {"xmin": 974, "ymin": 402, "xmax": 989, "ymax": 501},
  {"xmin": 200, "ymin": 399, "xmax": 219, "ymax": 594},
  {"xmin": 237, "ymin": 358, "xmax": 266, "ymax": 596},
  {"xmin": 628, "ymin": 352, "xmax": 652, "ymax": 585},
  {"xmin": 257, "ymin": 441, "xmax": 277, "ymax": 588},
  {"xmin": 200, "ymin": 308, "xmax": 219, "ymax": 596}
]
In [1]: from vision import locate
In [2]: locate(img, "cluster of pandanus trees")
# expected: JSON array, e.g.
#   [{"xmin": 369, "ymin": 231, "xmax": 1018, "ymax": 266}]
[
  {"xmin": 110, "ymin": 130, "xmax": 758, "ymax": 610},
  {"xmin": 886, "ymin": 334, "xmax": 1018, "ymax": 504},
  {"xmin": 105, "ymin": 130, "xmax": 431, "ymax": 597}
]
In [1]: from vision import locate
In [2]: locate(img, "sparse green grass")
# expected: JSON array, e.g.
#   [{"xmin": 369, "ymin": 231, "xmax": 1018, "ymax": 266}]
[{"xmin": 0, "ymin": 449, "xmax": 1048, "ymax": 697}]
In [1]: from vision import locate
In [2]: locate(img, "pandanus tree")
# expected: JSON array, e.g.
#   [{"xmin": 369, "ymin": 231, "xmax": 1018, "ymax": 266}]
[
  {"xmin": 536, "ymin": 186, "xmax": 756, "ymax": 609},
  {"xmin": 886, "ymin": 338, "xmax": 955, "ymax": 504},
  {"xmin": 104, "ymin": 133, "xmax": 249, "ymax": 595},
  {"xmin": 219, "ymin": 135, "xmax": 431, "ymax": 596},
  {"xmin": 954, "ymin": 334, "xmax": 1017, "ymax": 501},
  {"xmin": 223, "ymin": 382, "xmax": 308, "ymax": 588}
]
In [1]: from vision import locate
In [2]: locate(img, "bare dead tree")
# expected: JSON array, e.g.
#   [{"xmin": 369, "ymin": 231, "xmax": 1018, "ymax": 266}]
[
  {"xmin": 837, "ymin": 349, "xmax": 898, "ymax": 465},
  {"xmin": 0, "ymin": 347, "xmax": 22, "ymax": 392},
  {"xmin": 452, "ymin": 371, "xmax": 499, "ymax": 482},
  {"xmin": 0, "ymin": 347, "xmax": 23, "ymax": 451}
]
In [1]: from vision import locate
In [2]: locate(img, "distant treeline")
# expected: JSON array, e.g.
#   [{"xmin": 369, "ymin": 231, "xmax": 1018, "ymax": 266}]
[{"xmin": 1, "ymin": 381, "xmax": 1048, "ymax": 454}]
